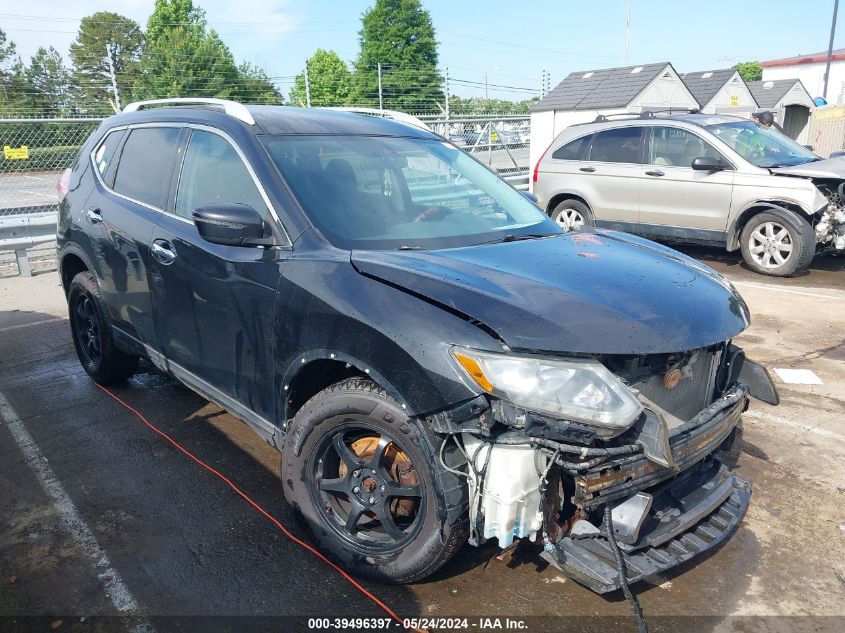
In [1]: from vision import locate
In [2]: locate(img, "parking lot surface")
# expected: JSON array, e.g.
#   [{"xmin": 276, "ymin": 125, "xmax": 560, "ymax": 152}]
[{"xmin": 1, "ymin": 251, "xmax": 843, "ymax": 632}]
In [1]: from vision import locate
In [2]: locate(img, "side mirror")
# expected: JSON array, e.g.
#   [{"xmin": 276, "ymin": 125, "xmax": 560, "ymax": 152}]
[
  {"xmin": 193, "ymin": 203, "xmax": 269, "ymax": 247},
  {"xmin": 830, "ymin": 150, "xmax": 845, "ymax": 159},
  {"xmin": 803, "ymin": 144, "xmax": 814, "ymax": 151},
  {"xmin": 691, "ymin": 156, "xmax": 724, "ymax": 172},
  {"xmin": 521, "ymin": 191, "xmax": 539, "ymax": 205}
]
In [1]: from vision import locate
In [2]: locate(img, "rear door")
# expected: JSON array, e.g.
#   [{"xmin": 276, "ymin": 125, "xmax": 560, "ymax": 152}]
[
  {"xmin": 638, "ymin": 126, "xmax": 734, "ymax": 236},
  {"xmin": 86, "ymin": 124, "xmax": 182, "ymax": 349},
  {"xmin": 580, "ymin": 126, "xmax": 645, "ymax": 229},
  {"xmin": 148, "ymin": 126, "xmax": 285, "ymax": 424}
]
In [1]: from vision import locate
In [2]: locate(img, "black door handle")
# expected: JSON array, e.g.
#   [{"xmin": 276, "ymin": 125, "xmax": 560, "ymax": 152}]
[
  {"xmin": 86, "ymin": 208, "xmax": 103, "ymax": 224},
  {"xmin": 579, "ymin": 166, "xmax": 596, "ymax": 173},
  {"xmin": 151, "ymin": 239, "xmax": 176, "ymax": 264},
  {"xmin": 645, "ymin": 170, "xmax": 665, "ymax": 177}
]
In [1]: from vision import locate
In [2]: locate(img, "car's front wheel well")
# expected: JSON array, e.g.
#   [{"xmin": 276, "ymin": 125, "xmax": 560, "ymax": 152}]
[
  {"xmin": 728, "ymin": 202, "xmax": 811, "ymax": 251},
  {"xmin": 283, "ymin": 359, "xmax": 367, "ymax": 423},
  {"xmin": 546, "ymin": 193, "xmax": 590, "ymax": 215},
  {"xmin": 60, "ymin": 253, "xmax": 89, "ymax": 295}
]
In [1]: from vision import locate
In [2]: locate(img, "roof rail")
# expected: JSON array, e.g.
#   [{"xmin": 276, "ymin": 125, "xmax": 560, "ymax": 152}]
[
  {"xmin": 122, "ymin": 98, "xmax": 255, "ymax": 125},
  {"xmin": 321, "ymin": 107, "xmax": 430, "ymax": 131},
  {"xmin": 591, "ymin": 108, "xmax": 701, "ymax": 123}
]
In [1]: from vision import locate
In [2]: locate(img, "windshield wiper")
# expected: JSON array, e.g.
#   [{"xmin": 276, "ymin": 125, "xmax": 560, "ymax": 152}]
[
  {"xmin": 398, "ymin": 245, "xmax": 425, "ymax": 250},
  {"xmin": 477, "ymin": 232, "xmax": 558, "ymax": 246}
]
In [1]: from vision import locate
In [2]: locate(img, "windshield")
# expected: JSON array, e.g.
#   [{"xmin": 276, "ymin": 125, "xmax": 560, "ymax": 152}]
[
  {"xmin": 705, "ymin": 120, "xmax": 818, "ymax": 168},
  {"xmin": 261, "ymin": 135, "xmax": 558, "ymax": 250}
]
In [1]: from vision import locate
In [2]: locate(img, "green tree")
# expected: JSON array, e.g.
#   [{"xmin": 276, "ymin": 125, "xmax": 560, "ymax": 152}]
[
  {"xmin": 70, "ymin": 12, "xmax": 144, "ymax": 112},
  {"xmin": 233, "ymin": 63, "xmax": 282, "ymax": 104},
  {"xmin": 137, "ymin": 1, "xmax": 280, "ymax": 103},
  {"xmin": 26, "ymin": 47, "xmax": 72, "ymax": 115},
  {"xmin": 290, "ymin": 49, "xmax": 351, "ymax": 107},
  {"xmin": 734, "ymin": 61, "xmax": 763, "ymax": 83},
  {"xmin": 351, "ymin": 0, "xmax": 443, "ymax": 113},
  {"xmin": 0, "ymin": 29, "xmax": 29, "ymax": 113}
]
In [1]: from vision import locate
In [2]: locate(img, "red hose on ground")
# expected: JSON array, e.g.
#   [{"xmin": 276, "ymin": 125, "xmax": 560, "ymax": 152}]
[{"xmin": 96, "ymin": 383, "xmax": 422, "ymax": 632}]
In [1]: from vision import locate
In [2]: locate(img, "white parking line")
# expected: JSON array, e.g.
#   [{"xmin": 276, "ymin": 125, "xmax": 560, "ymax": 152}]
[
  {"xmin": 0, "ymin": 317, "xmax": 65, "ymax": 333},
  {"xmin": 20, "ymin": 189, "xmax": 56, "ymax": 200},
  {"xmin": 0, "ymin": 391, "xmax": 153, "ymax": 631},
  {"xmin": 744, "ymin": 409, "xmax": 845, "ymax": 443},
  {"xmin": 732, "ymin": 281, "xmax": 844, "ymax": 301},
  {"xmin": 23, "ymin": 175, "xmax": 49, "ymax": 181}
]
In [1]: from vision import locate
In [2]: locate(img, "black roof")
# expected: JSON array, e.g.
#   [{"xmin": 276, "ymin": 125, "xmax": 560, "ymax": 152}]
[
  {"xmin": 531, "ymin": 62, "xmax": 674, "ymax": 112},
  {"xmin": 108, "ymin": 104, "xmax": 437, "ymax": 139},
  {"xmin": 746, "ymin": 79, "xmax": 808, "ymax": 108},
  {"xmin": 680, "ymin": 69, "xmax": 739, "ymax": 106}
]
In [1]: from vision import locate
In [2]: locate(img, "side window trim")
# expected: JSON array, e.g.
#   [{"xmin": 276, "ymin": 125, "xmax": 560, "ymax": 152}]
[
  {"xmin": 169, "ymin": 123, "xmax": 291, "ymax": 246},
  {"xmin": 552, "ymin": 133, "xmax": 593, "ymax": 161},
  {"xmin": 91, "ymin": 122, "xmax": 184, "ymax": 213},
  {"xmin": 89, "ymin": 125, "xmax": 128, "ymax": 189}
]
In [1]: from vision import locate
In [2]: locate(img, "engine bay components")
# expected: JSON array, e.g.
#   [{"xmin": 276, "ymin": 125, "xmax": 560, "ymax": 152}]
[
  {"xmin": 815, "ymin": 181, "xmax": 845, "ymax": 250},
  {"xmin": 462, "ymin": 433, "xmax": 545, "ymax": 547}
]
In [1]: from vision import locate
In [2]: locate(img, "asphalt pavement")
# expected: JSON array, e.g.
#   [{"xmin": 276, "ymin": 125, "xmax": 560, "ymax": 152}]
[{"xmin": 1, "ymin": 252, "xmax": 844, "ymax": 633}]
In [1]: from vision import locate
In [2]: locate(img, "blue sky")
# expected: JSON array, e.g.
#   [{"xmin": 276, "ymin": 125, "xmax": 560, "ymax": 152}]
[{"xmin": 3, "ymin": 0, "xmax": 844, "ymax": 100}]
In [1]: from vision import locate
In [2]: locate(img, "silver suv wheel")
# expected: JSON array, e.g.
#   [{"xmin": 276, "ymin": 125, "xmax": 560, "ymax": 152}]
[
  {"xmin": 554, "ymin": 208, "xmax": 585, "ymax": 232},
  {"xmin": 747, "ymin": 221, "xmax": 793, "ymax": 269}
]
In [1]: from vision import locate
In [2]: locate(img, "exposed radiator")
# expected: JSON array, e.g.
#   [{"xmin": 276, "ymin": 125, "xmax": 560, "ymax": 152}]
[{"xmin": 631, "ymin": 350, "xmax": 720, "ymax": 422}]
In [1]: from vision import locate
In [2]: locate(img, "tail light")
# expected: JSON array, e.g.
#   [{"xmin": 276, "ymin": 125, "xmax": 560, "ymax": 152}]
[
  {"xmin": 57, "ymin": 168, "xmax": 71, "ymax": 201},
  {"xmin": 532, "ymin": 141, "xmax": 554, "ymax": 184}
]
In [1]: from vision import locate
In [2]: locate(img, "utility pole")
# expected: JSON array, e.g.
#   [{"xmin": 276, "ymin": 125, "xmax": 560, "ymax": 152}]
[
  {"xmin": 377, "ymin": 62, "xmax": 384, "ymax": 111},
  {"xmin": 824, "ymin": 0, "xmax": 840, "ymax": 101},
  {"xmin": 105, "ymin": 43, "xmax": 121, "ymax": 112},
  {"xmin": 625, "ymin": 0, "xmax": 632, "ymax": 66},
  {"xmin": 304, "ymin": 60, "xmax": 311, "ymax": 107},
  {"xmin": 444, "ymin": 66, "xmax": 450, "ymax": 120}
]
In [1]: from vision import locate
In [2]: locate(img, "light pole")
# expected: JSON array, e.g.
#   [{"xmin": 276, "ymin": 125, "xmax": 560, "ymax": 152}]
[{"xmin": 823, "ymin": 0, "xmax": 839, "ymax": 101}]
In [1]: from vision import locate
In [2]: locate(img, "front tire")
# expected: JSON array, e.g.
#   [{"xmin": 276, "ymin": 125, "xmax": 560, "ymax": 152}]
[
  {"xmin": 282, "ymin": 378, "xmax": 468, "ymax": 583},
  {"xmin": 68, "ymin": 271, "xmax": 138, "ymax": 384},
  {"xmin": 739, "ymin": 209, "xmax": 815, "ymax": 276},
  {"xmin": 550, "ymin": 199, "xmax": 594, "ymax": 232}
]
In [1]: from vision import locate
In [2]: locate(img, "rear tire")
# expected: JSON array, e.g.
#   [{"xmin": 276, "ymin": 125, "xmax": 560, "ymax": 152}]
[
  {"xmin": 281, "ymin": 378, "xmax": 468, "ymax": 583},
  {"xmin": 550, "ymin": 199, "xmax": 594, "ymax": 232},
  {"xmin": 68, "ymin": 271, "xmax": 139, "ymax": 384},
  {"xmin": 739, "ymin": 209, "xmax": 815, "ymax": 276}
]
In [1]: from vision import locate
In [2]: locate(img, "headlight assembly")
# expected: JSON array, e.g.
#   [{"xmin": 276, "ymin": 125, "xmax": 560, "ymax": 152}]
[{"xmin": 451, "ymin": 347, "xmax": 642, "ymax": 433}]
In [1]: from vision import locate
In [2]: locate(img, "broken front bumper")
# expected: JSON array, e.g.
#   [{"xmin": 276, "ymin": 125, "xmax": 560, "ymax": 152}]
[
  {"xmin": 543, "ymin": 460, "xmax": 750, "ymax": 593},
  {"xmin": 542, "ymin": 384, "xmax": 751, "ymax": 593}
]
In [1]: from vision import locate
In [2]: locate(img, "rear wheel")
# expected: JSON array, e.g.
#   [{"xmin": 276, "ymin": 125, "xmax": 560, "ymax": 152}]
[
  {"xmin": 739, "ymin": 209, "xmax": 815, "ymax": 276},
  {"xmin": 68, "ymin": 271, "xmax": 138, "ymax": 384},
  {"xmin": 550, "ymin": 199, "xmax": 594, "ymax": 232},
  {"xmin": 282, "ymin": 378, "xmax": 468, "ymax": 583}
]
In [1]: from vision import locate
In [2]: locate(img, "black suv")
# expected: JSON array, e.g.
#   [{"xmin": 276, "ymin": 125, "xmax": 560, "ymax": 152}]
[{"xmin": 58, "ymin": 99, "xmax": 777, "ymax": 592}]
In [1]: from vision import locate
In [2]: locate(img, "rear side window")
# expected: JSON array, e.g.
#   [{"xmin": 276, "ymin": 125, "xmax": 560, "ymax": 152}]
[
  {"xmin": 552, "ymin": 135, "xmax": 591, "ymax": 160},
  {"xmin": 589, "ymin": 127, "xmax": 644, "ymax": 164},
  {"xmin": 112, "ymin": 127, "xmax": 181, "ymax": 209},
  {"xmin": 92, "ymin": 129, "xmax": 125, "ymax": 179},
  {"xmin": 175, "ymin": 130, "xmax": 269, "ymax": 221}
]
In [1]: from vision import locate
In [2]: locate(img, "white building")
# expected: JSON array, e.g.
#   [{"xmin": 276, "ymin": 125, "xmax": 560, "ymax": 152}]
[
  {"xmin": 747, "ymin": 79, "xmax": 815, "ymax": 142},
  {"xmin": 761, "ymin": 48, "xmax": 845, "ymax": 104},
  {"xmin": 529, "ymin": 62, "xmax": 699, "ymax": 175},
  {"xmin": 680, "ymin": 68, "xmax": 757, "ymax": 114}
]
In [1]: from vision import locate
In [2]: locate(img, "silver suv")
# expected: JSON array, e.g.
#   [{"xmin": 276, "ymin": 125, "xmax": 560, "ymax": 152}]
[{"xmin": 532, "ymin": 112, "xmax": 845, "ymax": 276}]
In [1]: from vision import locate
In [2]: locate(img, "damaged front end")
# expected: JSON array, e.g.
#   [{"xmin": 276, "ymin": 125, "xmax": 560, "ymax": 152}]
[
  {"xmin": 813, "ymin": 181, "xmax": 845, "ymax": 251},
  {"xmin": 430, "ymin": 343, "xmax": 776, "ymax": 593}
]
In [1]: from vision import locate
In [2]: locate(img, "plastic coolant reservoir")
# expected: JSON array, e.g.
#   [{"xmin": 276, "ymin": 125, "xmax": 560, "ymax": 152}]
[{"xmin": 462, "ymin": 433, "xmax": 545, "ymax": 548}]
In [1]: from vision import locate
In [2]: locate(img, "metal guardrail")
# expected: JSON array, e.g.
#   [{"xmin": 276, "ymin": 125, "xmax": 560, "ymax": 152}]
[{"xmin": 0, "ymin": 206, "xmax": 57, "ymax": 276}]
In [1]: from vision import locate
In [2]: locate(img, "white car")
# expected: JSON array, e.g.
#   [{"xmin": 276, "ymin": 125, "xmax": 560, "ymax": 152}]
[{"xmin": 532, "ymin": 112, "xmax": 845, "ymax": 276}]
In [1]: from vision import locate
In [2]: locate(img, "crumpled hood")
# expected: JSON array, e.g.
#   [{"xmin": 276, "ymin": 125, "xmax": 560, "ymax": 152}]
[
  {"xmin": 351, "ymin": 230, "xmax": 749, "ymax": 355},
  {"xmin": 772, "ymin": 156, "xmax": 845, "ymax": 179}
]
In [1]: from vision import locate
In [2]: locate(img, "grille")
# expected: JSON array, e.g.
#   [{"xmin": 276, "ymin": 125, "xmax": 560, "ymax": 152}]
[{"xmin": 631, "ymin": 350, "xmax": 720, "ymax": 422}]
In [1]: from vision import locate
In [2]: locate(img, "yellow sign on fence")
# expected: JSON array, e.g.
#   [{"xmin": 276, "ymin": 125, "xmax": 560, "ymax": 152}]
[{"xmin": 3, "ymin": 145, "xmax": 29, "ymax": 160}]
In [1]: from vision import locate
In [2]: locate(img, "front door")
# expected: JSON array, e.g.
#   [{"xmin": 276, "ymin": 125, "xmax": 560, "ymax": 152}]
[
  {"xmin": 86, "ymin": 125, "xmax": 182, "ymax": 348},
  {"xmin": 638, "ymin": 126, "xmax": 735, "ymax": 237},
  {"xmin": 148, "ymin": 127, "xmax": 284, "ymax": 423}
]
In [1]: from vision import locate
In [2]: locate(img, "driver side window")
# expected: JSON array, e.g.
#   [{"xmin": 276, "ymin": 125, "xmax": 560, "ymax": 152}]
[{"xmin": 648, "ymin": 127, "xmax": 723, "ymax": 168}]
